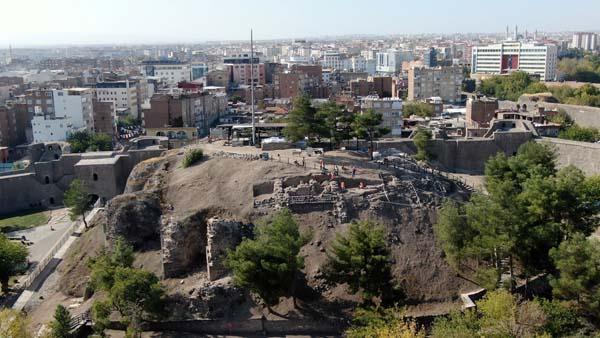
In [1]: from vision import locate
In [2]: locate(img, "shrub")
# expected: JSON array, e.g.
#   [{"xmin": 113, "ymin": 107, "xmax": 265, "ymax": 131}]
[{"xmin": 182, "ymin": 148, "xmax": 204, "ymax": 168}]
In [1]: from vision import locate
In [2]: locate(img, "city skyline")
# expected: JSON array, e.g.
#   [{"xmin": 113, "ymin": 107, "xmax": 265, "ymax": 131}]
[{"xmin": 1, "ymin": 0, "xmax": 599, "ymax": 46}]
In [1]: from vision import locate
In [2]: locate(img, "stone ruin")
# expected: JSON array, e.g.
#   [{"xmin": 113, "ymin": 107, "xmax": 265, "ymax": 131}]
[
  {"xmin": 252, "ymin": 171, "xmax": 456, "ymax": 225},
  {"xmin": 160, "ymin": 212, "xmax": 246, "ymax": 279}
]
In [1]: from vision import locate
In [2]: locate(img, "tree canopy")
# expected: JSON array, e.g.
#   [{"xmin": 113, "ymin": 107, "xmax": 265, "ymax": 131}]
[
  {"xmin": 324, "ymin": 220, "xmax": 401, "ymax": 305},
  {"xmin": 226, "ymin": 209, "xmax": 310, "ymax": 308},
  {"xmin": 67, "ymin": 130, "xmax": 113, "ymax": 153},
  {"xmin": 351, "ymin": 109, "xmax": 390, "ymax": 159},
  {"xmin": 402, "ymin": 102, "xmax": 435, "ymax": 118},
  {"xmin": 0, "ymin": 234, "xmax": 28, "ymax": 293},
  {"xmin": 550, "ymin": 234, "xmax": 600, "ymax": 318},
  {"xmin": 88, "ymin": 238, "xmax": 163, "ymax": 334},
  {"xmin": 412, "ymin": 128, "xmax": 432, "ymax": 161},
  {"xmin": 559, "ymin": 124, "xmax": 600, "ymax": 143},
  {"xmin": 283, "ymin": 94, "xmax": 323, "ymax": 142},
  {"xmin": 63, "ymin": 179, "xmax": 92, "ymax": 227},
  {"xmin": 0, "ymin": 309, "xmax": 30, "ymax": 338},
  {"xmin": 435, "ymin": 142, "xmax": 600, "ymax": 289},
  {"xmin": 50, "ymin": 304, "xmax": 73, "ymax": 338}
]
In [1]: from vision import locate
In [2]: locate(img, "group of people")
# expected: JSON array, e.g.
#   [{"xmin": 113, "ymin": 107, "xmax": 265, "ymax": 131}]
[{"xmin": 318, "ymin": 160, "xmax": 366, "ymax": 190}]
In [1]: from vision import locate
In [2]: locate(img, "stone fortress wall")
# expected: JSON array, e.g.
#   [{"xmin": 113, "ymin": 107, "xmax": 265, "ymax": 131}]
[{"xmin": 0, "ymin": 139, "xmax": 167, "ymax": 216}]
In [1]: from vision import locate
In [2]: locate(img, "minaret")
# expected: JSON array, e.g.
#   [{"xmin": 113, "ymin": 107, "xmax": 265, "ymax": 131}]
[
  {"xmin": 514, "ymin": 25, "xmax": 518, "ymax": 41},
  {"xmin": 7, "ymin": 44, "xmax": 13, "ymax": 64},
  {"xmin": 506, "ymin": 25, "xmax": 510, "ymax": 40}
]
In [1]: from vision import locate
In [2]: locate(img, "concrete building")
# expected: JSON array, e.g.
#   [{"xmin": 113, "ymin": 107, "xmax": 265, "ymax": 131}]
[
  {"xmin": 376, "ymin": 49, "xmax": 413, "ymax": 74},
  {"xmin": 191, "ymin": 63, "xmax": 209, "ymax": 80},
  {"xmin": 408, "ymin": 66, "xmax": 463, "ymax": 103},
  {"xmin": 224, "ymin": 53, "xmax": 266, "ymax": 87},
  {"xmin": 141, "ymin": 60, "xmax": 191, "ymax": 85},
  {"xmin": 95, "ymin": 81, "xmax": 138, "ymax": 117},
  {"xmin": 321, "ymin": 52, "xmax": 351, "ymax": 71},
  {"xmin": 361, "ymin": 96, "xmax": 403, "ymax": 136},
  {"xmin": 143, "ymin": 91, "xmax": 226, "ymax": 136},
  {"xmin": 30, "ymin": 88, "xmax": 94, "ymax": 143},
  {"xmin": 471, "ymin": 41, "xmax": 558, "ymax": 81},
  {"xmin": 572, "ymin": 32, "xmax": 598, "ymax": 51}
]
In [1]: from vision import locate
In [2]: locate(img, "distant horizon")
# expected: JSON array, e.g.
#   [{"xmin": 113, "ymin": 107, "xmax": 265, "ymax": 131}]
[{"xmin": 1, "ymin": 0, "xmax": 599, "ymax": 47}]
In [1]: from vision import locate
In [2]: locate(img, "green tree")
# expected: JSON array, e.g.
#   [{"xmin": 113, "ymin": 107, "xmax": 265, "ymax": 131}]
[
  {"xmin": 402, "ymin": 102, "xmax": 435, "ymax": 118},
  {"xmin": 550, "ymin": 234, "xmax": 600, "ymax": 318},
  {"xmin": 431, "ymin": 290, "xmax": 546, "ymax": 338},
  {"xmin": 346, "ymin": 307, "xmax": 425, "ymax": 338},
  {"xmin": 316, "ymin": 101, "xmax": 351, "ymax": 148},
  {"xmin": 0, "ymin": 234, "xmax": 28, "ymax": 293},
  {"xmin": 436, "ymin": 142, "xmax": 600, "ymax": 289},
  {"xmin": 524, "ymin": 82, "xmax": 549, "ymax": 94},
  {"xmin": 283, "ymin": 94, "xmax": 323, "ymax": 142},
  {"xmin": 89, "ymin": 239, "xmax": 163, "ymax": 335},
  {"xmin": 559, "ymin": 124, "xmax": 600, "ymax": 143},
  {"xmin": 63, "ymin": 179, "xmax": 92, "ymax": 228},
  {"xmin": 0, "ymin": 309, "xmax": 30, "ymax": 338},
  {"xmin": 412, "ymin": 128, "xmax": 432, "ymax": 161},
  {"xmin": 479, "ymin": 71, "xmax": 534, "ymax": 101},
  {"xmin": 226, "ymin": 209, "xmax": 309, "ymax": 310},
  {"xmin": 67, "ymin": 131, "xmax": 113, "ymax": 153},
  {"xmin": 50, "ymin": 304, "xmax": 72, "ymax": 338},
  {"xmin": 537, "ymin": 299, "xmax": 581, "ymax": 337},
  {"xmin": 324, "ymin": 221, "xmax": 400, "ymax": 305},
  {"xmin": 89, "ymin": 133, "xmax": 113, "ymax": 151},
  {"xmin": 351, "ymin": 109, "xmax": 390, "ymax": 160}
]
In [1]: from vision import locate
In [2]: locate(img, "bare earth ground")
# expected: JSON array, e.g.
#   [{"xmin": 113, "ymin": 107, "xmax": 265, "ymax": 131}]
[{"xmin": 24, "ymin": 142, "xmax": 480, "ymax": 334}]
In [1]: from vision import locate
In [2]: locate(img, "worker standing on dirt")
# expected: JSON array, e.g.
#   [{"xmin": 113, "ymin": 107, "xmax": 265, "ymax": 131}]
[{"xmin": 352, "ymin": 167, "xmax": 357, "ymax": 178}]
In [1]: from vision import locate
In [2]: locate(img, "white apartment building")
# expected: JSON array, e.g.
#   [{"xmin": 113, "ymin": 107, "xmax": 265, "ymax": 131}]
[
  {"xmin": 141, "ymin": 61, "xmax": 191, "ymax": 85},
  {"xmin": 471, "ymin": 41, "xmax": 558, "ymax": 81},
  {"xmin": 31, "ymin": 88, "xmax": 93, "ymax": 143},
  {"xmin": 361, "ymin": 96, "xmax": 403, "ymax": 136},
  {"xmin": 321, "ymin": 52, "xmax": 351, "ymax": 71},
  {"xmin": 351, "ymin": 56, "xmax": 377, "ymax": 75},
  {"xmin": 572, "ymin": 32, "xmax": 598, "ymax": 51},
  {"xmin": 376, "ymin": 49, "xmax": 414, "ymax": 74},
  {"xmin": 95, "ymin": 81, "xmax": 138, "ymax": 118}
]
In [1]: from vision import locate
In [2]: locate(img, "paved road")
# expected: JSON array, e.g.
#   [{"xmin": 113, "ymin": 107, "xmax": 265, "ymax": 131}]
[{"xmin": 7, "ymin": 208, "xmax": 72, "ymax": 265}]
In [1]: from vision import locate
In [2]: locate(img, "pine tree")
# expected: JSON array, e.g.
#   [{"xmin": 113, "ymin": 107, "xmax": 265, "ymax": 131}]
[{"xmin": 50, "ymin": 304, "xmax": 72, "ymax": 338}]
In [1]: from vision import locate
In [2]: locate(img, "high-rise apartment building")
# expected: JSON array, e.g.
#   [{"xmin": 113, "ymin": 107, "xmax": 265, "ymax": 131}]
[
  {"xmin": 376, "ymin": 49, "xmax": 413, "ymax": 74},
  {"xmin": 471, "ymin": 41, "xmax": 558, "ymax": 81},
  {"xmin": 30, "ymin": 88, "xmax": 94, "ymax": 143},
  {"xmin": 224, "ymin": 53, "xmax": 266, "ymax": 86},
  {"xmin": 95, "ymin": 81, "xmax": 138, "ymax": 117},
  {"xmin": 572, "ymin": 32, "xmax": 598, "ymax": 51},
  {"xmin": 408, "ymin": 66, "xmax": 463, "ymax": 103}
]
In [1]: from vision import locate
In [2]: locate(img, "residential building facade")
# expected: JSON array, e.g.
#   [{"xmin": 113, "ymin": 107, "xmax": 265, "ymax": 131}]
[{"xmin": 408, "ymin": 66, "xmax": 463, "ymax": 103}]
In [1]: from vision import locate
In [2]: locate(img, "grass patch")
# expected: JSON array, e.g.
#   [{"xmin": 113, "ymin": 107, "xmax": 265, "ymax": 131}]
[
  {"xmin": 0, "ymin": 209, "xmax": 51, "ymax": 233},
  {"xmin": 182, "ymin": 148, "xmax": 204, "ymax": 168}
]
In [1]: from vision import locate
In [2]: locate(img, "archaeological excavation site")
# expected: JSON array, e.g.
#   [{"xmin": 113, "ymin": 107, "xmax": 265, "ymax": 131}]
[{"xmin": 23, "ymin": 144, "xmax": 479, "ymax": 335}]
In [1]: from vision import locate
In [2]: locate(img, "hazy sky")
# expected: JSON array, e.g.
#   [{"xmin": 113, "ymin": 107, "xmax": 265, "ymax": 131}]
[{"xmin": 1, "ymin": 0, "xmax": 598, "ymax": 46}]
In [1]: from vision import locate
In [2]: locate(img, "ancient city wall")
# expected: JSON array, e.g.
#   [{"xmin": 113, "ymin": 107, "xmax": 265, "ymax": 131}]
[{"xmin": 538, "ymin": 137, "xmax": 600, "ymax": 175}]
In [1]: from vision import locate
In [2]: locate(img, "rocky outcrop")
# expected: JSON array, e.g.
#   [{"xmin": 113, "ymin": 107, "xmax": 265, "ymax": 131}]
[
  {"xmin": 124, "ymin": 157, "xmax": 168, "ymax": 193},
  {"xmin": 104, "ymin": 192, "xmax": 162, "ymax": 248}
]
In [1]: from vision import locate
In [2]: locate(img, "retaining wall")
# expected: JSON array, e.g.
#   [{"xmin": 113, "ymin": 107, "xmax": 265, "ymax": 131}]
[{"xmin": 538, "ymin": 137, "xmax": 600, "ymax": 175}]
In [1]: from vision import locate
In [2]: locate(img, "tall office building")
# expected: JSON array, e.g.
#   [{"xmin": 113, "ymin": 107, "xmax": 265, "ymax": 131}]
[
  {"xmin": 471, "ymin": 41, "xmax": 558, "ymax": 81},
  {"xmin": 424, "ymin": 47, "xmax": 437, "ymax": 68}
]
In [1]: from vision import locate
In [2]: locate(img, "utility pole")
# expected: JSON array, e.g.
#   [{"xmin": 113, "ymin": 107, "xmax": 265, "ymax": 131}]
[{"xmin": 250, "ymin": 29, "xmax": 256, "ymax": 145}]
